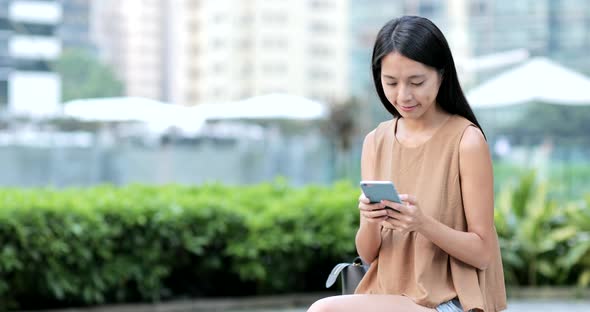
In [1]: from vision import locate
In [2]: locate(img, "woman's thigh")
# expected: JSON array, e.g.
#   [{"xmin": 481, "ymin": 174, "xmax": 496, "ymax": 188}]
[{"xmin": 307, "ymin": 294, "xmax": 437, "ymax": 312}]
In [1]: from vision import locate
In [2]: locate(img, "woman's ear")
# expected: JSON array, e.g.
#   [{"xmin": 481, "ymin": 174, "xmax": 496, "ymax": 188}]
[{"xmin": 437, "ymin": 69, "xmax": 445, "ymax": 87}]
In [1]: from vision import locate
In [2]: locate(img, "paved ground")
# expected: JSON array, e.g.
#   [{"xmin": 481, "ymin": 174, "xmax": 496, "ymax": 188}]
[
  {"xmin": 503, "ymin": 300, "xmax": 590, "ymax": 311},
  {"xmin": 228, "ymin": 300, "xmax": 590, "ymax": 312},
  {"xmin": 24, "ymin": 294, "xmax": 590, "ymax": 312}
]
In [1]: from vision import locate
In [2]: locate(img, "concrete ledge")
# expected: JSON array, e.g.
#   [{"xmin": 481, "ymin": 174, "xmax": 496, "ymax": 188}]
[
  {"xmin": 507, "ymin": 286, "xmax": 590, "ymax": 299},
  {"xmin": 20, "ymin": 292, "xmax": 337, "ymax": 312},
  {"xmin": 20, "ymin": 287, "xmax": 590, "ymax": 312}
]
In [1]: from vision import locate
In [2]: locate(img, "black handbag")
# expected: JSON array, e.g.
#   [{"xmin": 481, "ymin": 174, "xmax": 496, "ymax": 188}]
[{"xmin": 325, "ymin": 257, "xmax": 369, "ymax": 295}]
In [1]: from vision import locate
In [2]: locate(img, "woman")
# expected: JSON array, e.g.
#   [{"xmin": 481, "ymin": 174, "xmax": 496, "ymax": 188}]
[{"xmin": 308, "ymin": 16, "xmax": 506, "ymax": 312}]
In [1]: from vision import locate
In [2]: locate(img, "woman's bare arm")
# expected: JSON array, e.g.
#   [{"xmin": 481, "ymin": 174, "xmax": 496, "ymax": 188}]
[
  {"xmin": 355, "ymin": 130, "xmax": 385, "ymax": 263},
  {"xmin": 416, "ymin": 126, "xmax": 495, "ymax": 270}
]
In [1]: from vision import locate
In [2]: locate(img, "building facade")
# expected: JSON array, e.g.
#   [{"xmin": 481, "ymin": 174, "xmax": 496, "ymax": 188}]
[
  {"xmin": 59, "ymin": 0, "xmax": 93, "ymax": 52},
  {"xmin": 91, "ymin": 0, "xmax": 167, "ymax": 101},
  {"xmin": 471, "ymin": 0, "xmax": 590, "ymax": 76},
  {"xmin": 349, "ymin": 0, "xmax": 590, "ymax": 99},
  {"xmin": 175, "ymin": 0, "xmax": 349, "ymax": 105},
  {"xmin": 89, "ymin": 0, "xmax": 589, "ymax": 106},
  {"xmin": 0, "ymin": 0, "xmax": 62, "ymax": 115},
  {"xmin": 90, "ymin": 0, "xmax": 349, "ymax": 105}
]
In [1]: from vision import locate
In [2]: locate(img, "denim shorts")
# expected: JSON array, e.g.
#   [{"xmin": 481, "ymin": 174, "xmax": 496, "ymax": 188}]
[{"xmin": 436, "ymin": 298, "xmax": 473, "ymax": 312}]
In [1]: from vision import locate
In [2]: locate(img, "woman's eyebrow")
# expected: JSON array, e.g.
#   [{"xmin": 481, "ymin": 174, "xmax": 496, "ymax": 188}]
[{"xmin": 382, "ymin": 74, "xmax": 425, "ymax": 79}]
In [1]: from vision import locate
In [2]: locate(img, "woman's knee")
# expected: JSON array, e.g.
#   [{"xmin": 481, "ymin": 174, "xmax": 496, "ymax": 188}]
[{"xmin": 307, "ymin": 296, "xmax": 339, "ymax": 312}]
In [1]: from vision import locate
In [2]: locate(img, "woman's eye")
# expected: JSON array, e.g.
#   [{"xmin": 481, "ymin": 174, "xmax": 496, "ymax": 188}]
[
  {"xmin": 412, "ymin": 81, "xmax": 424, "ymax": 86},
  {"xmin": 386, "ymin": 82, "xmax": 397, "ymax": 86}
]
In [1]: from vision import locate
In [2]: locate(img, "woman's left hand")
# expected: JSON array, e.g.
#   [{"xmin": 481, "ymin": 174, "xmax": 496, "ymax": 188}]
[{"xmin": 381, "ymin": 194, "xmax": 426, "ymax": 234}]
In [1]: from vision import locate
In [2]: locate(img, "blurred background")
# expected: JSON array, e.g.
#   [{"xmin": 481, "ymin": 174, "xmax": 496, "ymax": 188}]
[
  {"xmin": 0, "ymin": 0, "xmax": 588, "ymax": 189},
  {"xmin": 0, "ymin": 0, "xmax": 589, "ymax": 311}
]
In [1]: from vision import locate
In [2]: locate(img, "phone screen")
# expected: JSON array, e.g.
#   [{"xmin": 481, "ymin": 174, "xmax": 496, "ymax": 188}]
[{"xmin": 360, "ymin": 181, "xmax": 402, "ymax": 204}]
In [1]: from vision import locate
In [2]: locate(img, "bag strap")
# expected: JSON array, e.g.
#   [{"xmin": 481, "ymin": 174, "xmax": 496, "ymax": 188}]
[
  {"xmin": 325, "ymin": 257, "xmax": 368, "ymax": 289},
  {"xmin": 325, "ymin": 262, "xmax": 351, "ymax": 288},
  {"xmin": 352, "ymin": 256, "xmax": 364, "ymax": 266}
]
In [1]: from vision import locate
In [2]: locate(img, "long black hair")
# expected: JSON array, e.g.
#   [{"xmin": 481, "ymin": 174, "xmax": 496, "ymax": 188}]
[{"xmin": 371, "ymin": 16, "xmax": 484, "ymax": 134}]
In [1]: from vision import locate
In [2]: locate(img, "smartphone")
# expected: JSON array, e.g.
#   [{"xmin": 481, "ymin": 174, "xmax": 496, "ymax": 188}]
[{"xmin": 360, "ymin": 180, "xmax": 402, "ymax": 205}]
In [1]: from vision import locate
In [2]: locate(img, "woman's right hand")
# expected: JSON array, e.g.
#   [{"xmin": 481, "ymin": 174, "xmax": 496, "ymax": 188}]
[{"xmin": 358, "ymin": 193, "xmax": 389, "ymax": 224}]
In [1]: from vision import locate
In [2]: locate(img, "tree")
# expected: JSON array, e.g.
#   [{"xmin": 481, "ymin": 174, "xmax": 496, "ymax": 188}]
[
  {"xmin": 54, "ymin": 49, "xmax": 124, "ymax": 102},
  {"xmin": 321, "ymin": 97, "xmax": 368, "ymax": 181}
]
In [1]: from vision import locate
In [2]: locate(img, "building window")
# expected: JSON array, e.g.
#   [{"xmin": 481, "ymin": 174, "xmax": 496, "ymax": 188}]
[
  {"xmin": 309, "ymin": 0, "xmax": 333, "ymax": 9},
  {"xmin": 187, "ymin": 0, "xmax": 201, "ymax": 10},
  {"xmin": 262, "ymin": 37, "xmax": 287, "ymax": 49},
  {"xmin": 0, "ymin": 80, "xmax": 7, "ymax": 109},
  {"xmin": 0, "ymin": 18, "xmax": 10, "ymax": 31},
  {"xmin": 309, "ymin": 45, "xmax": 331, "ymax": 57},
  {"xmin": 240, "ymin": 90, "xmax": 251, "ymax": 99},
  {"xmin": 261, "ymin": 12, "xmax": 288, "ymax": 25},
  {"xmin": 211, "ymin": 38, "xmax": 224, "ymax": 49},
  {"xmin": 309, "ymin": 20, "xmax": 332, "ymax": 34},
  {"xmin": 212, "ymin": 88, "xmax": 223, "ymax": 97},
  {"xmin": 13, "ymin": 23, "xmax": 56, "ymax": 36},
  {"xmin": 0, "ymin": 37, "xmax": 8, "ymax": 56},
  {"xmin": 309, "ymin": 68, "xmax": 332, "ymax": 79},
  {"xmin": 242, "ymin": 64, "xmax": 253, "ymax": 75},
  {"xmin": 263, "ymin": 63, "xmax": 287, "ymax": 75},
  {"xmin": 240, "ymin": 15, "xmax": 253, "ymax": 26},
  {"xmin": 14, "ymin": 59, "xmax": 51, "ymax": 71},
  {"xmin": 189, "ymin": 43, "xmax": 200, "ymax": 55},
  {"xmin": 189, "ymin": 20, "xmax": 199, "ymax": 33},
  {"xmin": 418, "ymin": 1, "xmax": 441, "ymax": 17},
  {"xmin": 309, "ymin": 91, "xmax": 325, "ymax": 101},
  {"xmin": 213, "ymin": 63, "xmax": 225, "ymax": 73},
  {"xmin": 189, "ymin": 67, "xmax": 200, "ymax": 79},
  {"xmin": 0, "ymin": 56, "xmax": 11, "ymax": 67},
  {"xmin": 213, "ymin": 14, "xmax": 226, "ymax": 24},
  {"xmin": 239, "ymin": 39, "xmax": 252, "ymax": 49},
  {"xmin": 470, "ymin": 0, "xmax": 488, "ymax": 15},
  {"xmin": 186, "ymin": 90, "xmax": 199, "ymax": 103}
]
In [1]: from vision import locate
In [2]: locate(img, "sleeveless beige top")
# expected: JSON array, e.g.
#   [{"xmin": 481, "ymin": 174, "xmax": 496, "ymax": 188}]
[{"xmin": 355, "ymin": 115, "xmax": 507, "ymax": 312}]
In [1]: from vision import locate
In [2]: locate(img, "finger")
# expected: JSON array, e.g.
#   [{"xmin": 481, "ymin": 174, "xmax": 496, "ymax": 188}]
[
  {"xmin": 383, "ymin": 218, "xmax": 405, "ymax": 231},
  {"xmin": 381, "ymin": 200, "xmax": 406, "ymax": 213},
  {"xmin": 380, "ymin": 199, "xmax": 398, "ymax": 207},
  {"xmin": 390, "ymin": 220, "xmax": 411, "ymax": 233},
  {"xmin": 386, "ymin": 208, "xmax": 403, "ymax": 219},
  {"xmin": 362, "ymin": 209, "xmax": 388, "ymax": 219},
  {"xmin": 399, "ymin": 194, "xmax": 417, "ymax": 205},
  {"xmin": 372, "ymin": 209, "xmax": 389, "ymax": 218},
  {"xmin": 362, "ymin": 211, "xmax": 386, "ymax": 220},
  {"xmin": 358, "ymin": 202, "xmax": 385, "ymax": 211},
  {"xmin": 359, "ymin": 193, "xmax": 370, "ymax": 204},
  {"xmin": 386, "ymin": 208, "xmax": 413, "ymax": 224},
  {"xmin": 406, "ymin": 204, "xmax": 417, "ymax": 214}
]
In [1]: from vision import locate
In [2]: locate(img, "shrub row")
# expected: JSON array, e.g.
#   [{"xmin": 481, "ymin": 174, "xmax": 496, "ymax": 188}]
[
  {"xmin": 0, "ymin": 181, "xmax": 359, "ymax": 309},
  {"xmin": 0, "ymin": 173, "xmax": 588, "ymax": 309}
]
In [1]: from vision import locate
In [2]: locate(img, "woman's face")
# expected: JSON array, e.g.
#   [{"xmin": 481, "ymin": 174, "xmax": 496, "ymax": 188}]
[{"xmin": 380, "ymin": 52, "xmax": 442, "ymax": 119}]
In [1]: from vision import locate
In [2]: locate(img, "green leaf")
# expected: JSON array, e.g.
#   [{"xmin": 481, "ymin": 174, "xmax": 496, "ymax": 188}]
[
  {"xmin": 558, "ymin": 240, "xmax": 590, "ymax": 269},
  {"xmin": 578, "ymin": 270, "xmax": 590, "ymax": 287},
  {"xmin": 537, "ymin": 260, "xmax": 556, "ymax": 278},
  {"xmin": 550, "ymin": 226, "xmax": 578, "ymax": 242}
]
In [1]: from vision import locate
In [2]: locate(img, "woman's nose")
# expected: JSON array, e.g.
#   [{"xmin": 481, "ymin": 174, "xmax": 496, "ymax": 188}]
[{"xmin": 398, "ymin": 85, "xmax": 412, "ymax": 102}]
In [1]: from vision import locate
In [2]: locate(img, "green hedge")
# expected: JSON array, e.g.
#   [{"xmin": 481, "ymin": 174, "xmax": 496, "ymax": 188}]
[
  {"xmin": 0, "ymin": 181, "xmax": 359, "ymax": 310},
  {"xmin": 0, "ymin": 174, "xmax": 589, "ymax": 309}
]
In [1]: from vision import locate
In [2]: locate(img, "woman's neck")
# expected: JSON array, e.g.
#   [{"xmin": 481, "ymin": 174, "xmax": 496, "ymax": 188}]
[{"xmin": 401, "ymin": 105, "xmax": 450, "ymax": 134}]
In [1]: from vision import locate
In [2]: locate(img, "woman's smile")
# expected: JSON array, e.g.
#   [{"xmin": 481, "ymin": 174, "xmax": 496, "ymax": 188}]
[{"xmin": 399, "ymin": 104, "xmax": 418, "ymax": 112}]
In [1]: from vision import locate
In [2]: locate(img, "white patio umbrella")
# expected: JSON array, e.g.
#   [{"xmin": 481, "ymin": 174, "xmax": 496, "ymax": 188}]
[
  {"xmin": 467, "ymin": 57, "xmax": 590, "ymax": 108},
  {"xmin": 197, "ymin": 93, "xmax": 328, "ymax": 121},
  {"xmin": 63, "ymin": 97, "xmax": 205, "ymax": 134}
]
